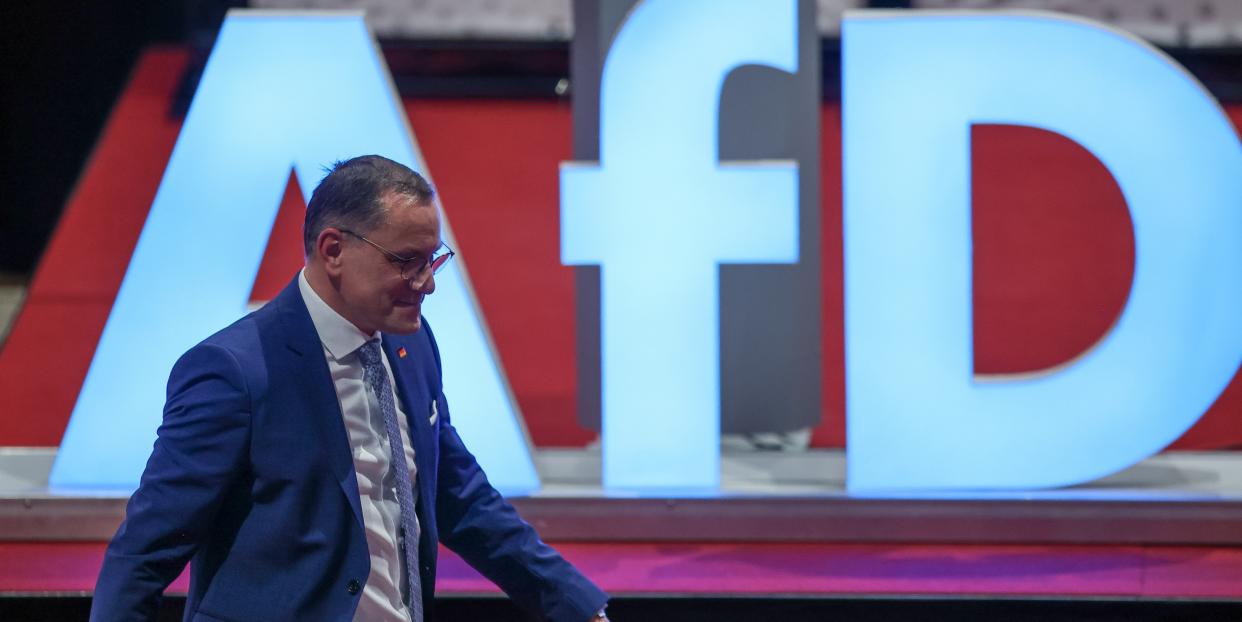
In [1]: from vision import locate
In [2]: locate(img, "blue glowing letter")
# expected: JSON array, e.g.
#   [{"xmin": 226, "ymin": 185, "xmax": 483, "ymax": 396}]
[
  {"xmin": 561, "ymin": 0, "xmax": 800, "ymax": 490},
  {"xmin": 844, "ymin": 12, "xmax": 1242, "ymax": 490},
  {"xmin": 52, "ymin": 12, "xmax": 538, "ymax": 493}
]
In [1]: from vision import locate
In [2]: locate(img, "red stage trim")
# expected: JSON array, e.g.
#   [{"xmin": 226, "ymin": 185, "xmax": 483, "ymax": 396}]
[{"xmin": 2, "ymin": 542, "xmax": 1239, "ymax": 599}]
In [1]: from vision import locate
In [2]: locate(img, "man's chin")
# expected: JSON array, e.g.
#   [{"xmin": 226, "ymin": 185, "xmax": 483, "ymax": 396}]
[{"xmin": 385, "ymin": 308, "xmax": 423, "ymax": 334}]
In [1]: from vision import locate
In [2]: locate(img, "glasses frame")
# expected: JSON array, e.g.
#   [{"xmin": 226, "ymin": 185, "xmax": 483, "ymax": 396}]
[{"xmin": 339, "ymin": 228, "xmax": 455, "ymax": 285}]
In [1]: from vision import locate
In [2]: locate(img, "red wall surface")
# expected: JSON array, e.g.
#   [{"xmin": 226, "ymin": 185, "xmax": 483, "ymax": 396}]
[{"xmin": 2, "ymin": 47, "xmax": 1241, "ymax": 450}]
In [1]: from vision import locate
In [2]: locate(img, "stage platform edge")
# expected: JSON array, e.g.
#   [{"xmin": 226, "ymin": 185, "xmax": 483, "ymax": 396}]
[{"xmin": 2, "ymin": 448, "xmax": 1241, "ymax": 545}]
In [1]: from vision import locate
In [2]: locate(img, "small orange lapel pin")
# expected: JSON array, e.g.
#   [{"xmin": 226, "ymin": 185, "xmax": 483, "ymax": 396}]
[{"xmin": 397, "ymin": 347, "xmax": 407, "ymax": 359}]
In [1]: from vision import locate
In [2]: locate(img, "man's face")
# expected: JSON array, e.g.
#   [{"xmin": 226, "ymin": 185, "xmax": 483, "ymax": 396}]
[{"xmin": 335, "ymin": 192, "xmax": 440, "ymax": 335}]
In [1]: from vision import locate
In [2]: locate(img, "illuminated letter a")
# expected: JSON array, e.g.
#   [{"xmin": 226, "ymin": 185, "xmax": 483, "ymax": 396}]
[{"xmin": 52, "ymin": 12, "xmax": 538, "ymax": 493}]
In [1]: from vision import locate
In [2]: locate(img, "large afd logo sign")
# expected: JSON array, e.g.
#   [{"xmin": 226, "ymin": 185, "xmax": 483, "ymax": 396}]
[{"xmin": 50, "ymin": 4, "xmax": 1242, "ymax": 494}]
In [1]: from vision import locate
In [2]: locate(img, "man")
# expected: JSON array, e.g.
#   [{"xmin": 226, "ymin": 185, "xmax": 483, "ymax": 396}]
[{"xmin": 91, "ymin": 155, "xmax": 609, "ymax": 622}]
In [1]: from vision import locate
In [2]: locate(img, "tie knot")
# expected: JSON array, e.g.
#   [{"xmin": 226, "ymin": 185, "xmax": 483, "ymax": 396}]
[{"xmin": 357, "ymin": 340, "xmax": 383, "ymax": 367}]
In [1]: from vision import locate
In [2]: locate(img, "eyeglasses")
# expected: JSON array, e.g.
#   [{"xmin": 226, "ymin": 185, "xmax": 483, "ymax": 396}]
[{"xmin": 339, "ymin": 229, "xmax": 455, "ymax": 285}]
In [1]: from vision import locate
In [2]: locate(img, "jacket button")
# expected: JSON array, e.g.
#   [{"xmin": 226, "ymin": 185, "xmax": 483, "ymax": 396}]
[{"xmin": 347, "ymin": 579, "xmax": 361, "ymax": 595}]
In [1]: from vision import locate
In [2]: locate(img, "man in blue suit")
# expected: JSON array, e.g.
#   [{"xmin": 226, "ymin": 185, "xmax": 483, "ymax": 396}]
[{"xmin": 91, "ymin": 155, "xmax": 609, "ymax": 622}]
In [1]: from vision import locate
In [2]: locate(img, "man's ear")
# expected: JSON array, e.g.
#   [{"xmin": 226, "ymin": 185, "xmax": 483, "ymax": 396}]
[{"xmin": 317, "ymin": 228, "xmax": 346, "ymax": 276}]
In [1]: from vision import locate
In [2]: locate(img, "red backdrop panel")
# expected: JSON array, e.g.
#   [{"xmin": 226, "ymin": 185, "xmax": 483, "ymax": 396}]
[{"xmin": 0, "ymin": 48, "xmax": 187, "ymax": 446}]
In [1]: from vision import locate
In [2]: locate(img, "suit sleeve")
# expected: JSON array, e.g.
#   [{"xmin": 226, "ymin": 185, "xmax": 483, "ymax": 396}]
[
  {"xmin": 91, "ymin": 343, "xmax": 252, "ymax": 622},
  {"xmin": 423, "ymin": 324, "xmax": 607, "ymax": 622}
]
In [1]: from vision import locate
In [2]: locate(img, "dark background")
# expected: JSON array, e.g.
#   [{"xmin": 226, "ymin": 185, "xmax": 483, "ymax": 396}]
[
  {"xmin": 3, "ymin": 594, "xmax": 1242, "ymax": 622},
  {"xmin": 0, "ymin": 2, "xmax": 211, "ymax": 275}
]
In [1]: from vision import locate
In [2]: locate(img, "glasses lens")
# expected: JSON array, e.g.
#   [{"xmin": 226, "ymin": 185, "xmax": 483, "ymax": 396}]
[
  {"xmin": 400, "ymin": 259, "xmax": 426, "ymax": 281},
  {"xmin": 398, "ymin": 248, "xmax": 452, "ymax": 282},
  {"xmin": 430, "ymin": 251, "xmax": 453, "ymax": 275}
]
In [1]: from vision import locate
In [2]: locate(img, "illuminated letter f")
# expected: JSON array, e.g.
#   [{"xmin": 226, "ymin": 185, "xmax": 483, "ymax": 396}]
[{"xmin": 561, "ymin": 0, "xmax": 800, "ymax": 490}]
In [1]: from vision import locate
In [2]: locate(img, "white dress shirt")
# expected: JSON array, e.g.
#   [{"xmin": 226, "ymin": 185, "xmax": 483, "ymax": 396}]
[{"xmin": 299, "ymin": 270, "xmax": 420, "ymax": 622}]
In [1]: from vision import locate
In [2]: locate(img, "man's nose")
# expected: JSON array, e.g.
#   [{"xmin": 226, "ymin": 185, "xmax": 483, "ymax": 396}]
[{"xmin": 411, "ymin": 271, "xmax": 435, "ymax": 295}]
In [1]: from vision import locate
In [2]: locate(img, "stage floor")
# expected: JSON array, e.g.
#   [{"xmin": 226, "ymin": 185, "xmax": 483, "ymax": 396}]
[{"xmin": 2, "ymin": 448, "xmax": 1241, "ymax": 544}]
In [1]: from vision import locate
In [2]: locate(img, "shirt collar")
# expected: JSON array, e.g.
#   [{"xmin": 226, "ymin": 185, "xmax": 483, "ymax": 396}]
[{"xmin": 298, "ymin": 269, "xmax": 380, "ymax": 361}]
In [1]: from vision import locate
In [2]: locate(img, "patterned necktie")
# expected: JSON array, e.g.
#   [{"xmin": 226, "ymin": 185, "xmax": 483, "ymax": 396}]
[{"xmin": 358, "ymin": 340, "xmax": 423, "ymax": 622}]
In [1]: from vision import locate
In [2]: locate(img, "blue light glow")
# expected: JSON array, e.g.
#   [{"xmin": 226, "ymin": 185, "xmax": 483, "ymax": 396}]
[
  {"xmin": 561, "ymin": 0, "xmax": 800, "ymax": 491},
  {"xmin": 843, "ymin": 12, "xmax": 1242, "ymax": 491},
  {"xmin": 51, "ymin": 12, "xmax": 539, "ymax": 494}
]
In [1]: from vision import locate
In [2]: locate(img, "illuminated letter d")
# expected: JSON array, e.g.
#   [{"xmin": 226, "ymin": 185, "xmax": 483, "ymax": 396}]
[{"xmin": 844, "ymin": 12, "xmax": 1242, "ymax": 490}]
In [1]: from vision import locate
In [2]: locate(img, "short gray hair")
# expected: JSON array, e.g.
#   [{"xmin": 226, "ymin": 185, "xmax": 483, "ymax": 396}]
[{"xmin": 303, "ymin": 155, "xmax": 436, "ymax": 255}]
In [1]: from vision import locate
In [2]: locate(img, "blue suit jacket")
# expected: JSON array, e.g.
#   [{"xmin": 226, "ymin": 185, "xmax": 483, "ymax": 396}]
[{"xmin": 91, "ymin": 279, "xmax": 606, "ymax": 622}]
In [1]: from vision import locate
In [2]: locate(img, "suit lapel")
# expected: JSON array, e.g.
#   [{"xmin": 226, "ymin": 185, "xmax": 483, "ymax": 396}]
[{"xmin": 273, "ymin": 279, "xmax": 365, "ymax": 530}]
